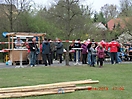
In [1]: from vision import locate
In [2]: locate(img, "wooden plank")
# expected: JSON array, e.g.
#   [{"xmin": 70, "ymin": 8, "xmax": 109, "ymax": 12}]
[
  {"xmin": 9, "ymin": 50, "xmax": 28, "ymax": 62},
  {"xmin": 8, "ymin": 36, "xmax": 10, "ymax": 49},
  {"xmin": 0, "ymin": 79, "xmax": 98, "ymax": 93},
  {"xmin": 0, "ymin": 84, "xmax": 75, "ymax": 93},
  {"xmin": 11, "ymin": 35, "xmax": 14, "ymax": 49},
  {"xmin": 0, "ymin": 86, "xmax": 92, "ymax": 98},
  {"xmin": 6, "ymin": 32, "xmax": 46, "ymax": 37},
  {"xmin": 0, "ymin": 89, "xmax": 75, "ymax": 98}
]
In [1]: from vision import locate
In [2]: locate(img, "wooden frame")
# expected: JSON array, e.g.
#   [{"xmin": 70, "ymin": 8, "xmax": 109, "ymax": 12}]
[
  {"xmin": 6, "ymin": 32, "xmax": 46, "ymax": 49},
  {"xmin": 6, "ymin": 32, "xmax": 46, "ymax": 65}
]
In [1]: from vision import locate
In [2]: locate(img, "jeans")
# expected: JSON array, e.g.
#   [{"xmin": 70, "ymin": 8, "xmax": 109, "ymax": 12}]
[
  {"xmin": 87, "ymin": 53, "xmax": 91, "ymax": 65},
  {"xmin": 91, "ymin": 55, "xmax": 96, "ymax": 66},
  {"xmin": 30, "ymin": 51, "xmax": 36, "ymax": 66},
  {"xmin": 117, "ymin": 52, "xmax": 122, "ymax": 62},
  {"xmin": 110, "ymin": 52, "xmax": 118, "ymax": 64}
]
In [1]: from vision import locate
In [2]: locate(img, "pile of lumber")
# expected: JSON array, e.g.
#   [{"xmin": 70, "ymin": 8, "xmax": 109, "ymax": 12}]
[{"xmin": 0, "ymin": 79, "xmax": 99, "ymax": 98}]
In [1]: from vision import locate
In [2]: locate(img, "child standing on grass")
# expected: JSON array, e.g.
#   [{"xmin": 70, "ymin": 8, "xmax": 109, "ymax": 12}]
[
  {"xmin": 90, "ymin": 43, "xmax": 97, "ymax": 67},
  {"xmin": 97, "ymin": 46, "xmax": 105, "ymax": 68}
]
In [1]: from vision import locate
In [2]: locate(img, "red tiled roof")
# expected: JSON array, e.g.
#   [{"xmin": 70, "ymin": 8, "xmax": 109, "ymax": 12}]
[{"xmin": 107, "ymin": 18, "xmax": 130, "ymax": 31}]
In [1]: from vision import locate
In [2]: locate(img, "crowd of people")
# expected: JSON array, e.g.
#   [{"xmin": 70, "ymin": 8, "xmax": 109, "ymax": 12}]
[
  {"xmin": 69, "ymin": 38, "xmax": 132, "ymax": 67},
  {"xmin": 15, "ymin": 37, "xmax": 64, "ymax": 67},
  {"xmin": 15, "ymin": 36, "xmax": 132, "ymax": 67}
]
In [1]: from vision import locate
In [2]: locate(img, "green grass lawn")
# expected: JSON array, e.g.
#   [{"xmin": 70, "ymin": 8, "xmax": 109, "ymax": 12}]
[{"xmin": 0, "ymin": 63, "xmax": 132, "ymax": 99}]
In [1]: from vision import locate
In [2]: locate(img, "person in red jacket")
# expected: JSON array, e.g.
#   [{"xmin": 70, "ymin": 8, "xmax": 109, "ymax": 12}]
[
  {"xmin": 100, "ymin": 39, "xmax": 106, "ymax": 49},
  {"xmin": 107, "ymin": 39, "xmax": 120, "ymax": 64}
]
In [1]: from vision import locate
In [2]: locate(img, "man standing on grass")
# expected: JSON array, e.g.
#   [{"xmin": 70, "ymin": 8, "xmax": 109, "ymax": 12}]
[
  {"xmin": 55, "ymin": 39, "xmax": 63, "ymax": 63},
  {"xmin": 73, "ymin": 39, "xmax": 81, "ymax": 62},
  {"xmin": 107, "ymin": 39, "xmax": 120, "ymax": 64},
  {"xmin": 42, "ymin": 38, "xmax": 51, "ymax": 66},
  {"xmin": 29, "ymin": 37, "xmax": 38, "ymax": 67}
]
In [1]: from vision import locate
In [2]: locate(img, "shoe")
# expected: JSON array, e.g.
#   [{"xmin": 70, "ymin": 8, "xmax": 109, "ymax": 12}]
[
  {"xmin": 30, "ymin": 65, "xmax": 33, "ymax": 67},
  {"xmin": 34, "ymin": 65, "xmax": 37, "ymax": 67}
]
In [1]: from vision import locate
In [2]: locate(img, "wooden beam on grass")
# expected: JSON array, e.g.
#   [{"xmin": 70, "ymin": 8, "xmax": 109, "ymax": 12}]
[
  {"xmin": 0, "ymin": 79, "xmax": 95, "ymax": 93},
  {"xmin": 0, "ymin": 84, "xmax": 75, "ymax": 93},
  {"xmin": 0, "ymin": 89, "xmax": 75, "ymax": 98}
]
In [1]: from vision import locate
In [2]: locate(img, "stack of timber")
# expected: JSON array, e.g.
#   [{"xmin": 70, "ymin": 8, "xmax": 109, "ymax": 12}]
[{"xmin": 0, "ymin": 79, "xmax": 99, "ymax": 98}]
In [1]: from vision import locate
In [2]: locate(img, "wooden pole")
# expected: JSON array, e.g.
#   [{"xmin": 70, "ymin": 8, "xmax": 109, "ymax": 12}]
[
  {"xmin": 8, "ymin": 36, "xmax": 10, "ymax": 49},
  {"xmin": 38, "ymin": 37, "xmax": 40, "ymax": 48},
  {"xmin": 0, "ymin": 89, "xmax": 75, "ymax": 98},
  {"xmin": 11, "ymin": 35, "xmax": 14, "ymax": 49},
  {"xmin": 0, "ymin": 79, "xmax": 99, "ymax": 98},
  {"xmin": 0, "ymin": 84, "xmax": 75, "ymax": 93},
  {"xmin": 0, "ymin": 86, "xmax": 92, "ymax": 98}
]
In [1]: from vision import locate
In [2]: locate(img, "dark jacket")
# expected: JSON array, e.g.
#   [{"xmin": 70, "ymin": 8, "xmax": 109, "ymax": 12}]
[
  {"xmin": 56, "ymin": 42, "xmax": 63, "ymax": 54},
  {"xmin": 29, "ymin": 42, "xmax": 38, "ymax": 52},
  {"xmin": 42, "ymin": 41, "xmax": 50, "ymax": 54},
  {"xmin": 74, "ymin": 42, "xmax": 81, "ymax": 48},
  {"xmin": 50, "ymin": 42, "xmax": 56, "ymax": 52}
]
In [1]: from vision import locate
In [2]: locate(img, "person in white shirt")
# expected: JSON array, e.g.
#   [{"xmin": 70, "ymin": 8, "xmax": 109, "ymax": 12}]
[{"xmin": 15, "ymin": 37, "xmax": 24, "ymax": 49}]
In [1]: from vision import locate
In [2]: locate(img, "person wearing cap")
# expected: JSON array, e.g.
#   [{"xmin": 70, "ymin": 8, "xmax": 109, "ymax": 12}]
[{"xmin": 15, "ymin": 37, "xmax": 24, "ymax": 49}]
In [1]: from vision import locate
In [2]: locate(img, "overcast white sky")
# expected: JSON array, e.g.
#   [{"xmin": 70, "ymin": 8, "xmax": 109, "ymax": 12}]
[{"xmin": 33, "ymin": 0, "xmax": 120, "ymax": 12}]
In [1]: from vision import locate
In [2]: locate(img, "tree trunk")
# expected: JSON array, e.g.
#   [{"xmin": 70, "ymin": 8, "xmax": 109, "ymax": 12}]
[
  {"xmin": 10, "ymin": 0, "xmax": 13, "ymax": 31},
  {"xmin": 65, "ymin": 43, "xmax": 70, "ymax": 66}
]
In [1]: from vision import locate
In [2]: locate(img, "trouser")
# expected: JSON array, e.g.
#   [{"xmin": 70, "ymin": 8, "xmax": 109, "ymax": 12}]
[
  {"xmin": 91, "ymin": 55, "xmax": 96, "ymax": 66},
  {"xmin": 30, "ymin": 51, "xmax": 36, "ymax": 66},
  {"xmin": 69, "ymin": 53, "xmax": 72, "ymax": 61},
  {"xmin": 36, "ymin": 54, "xmax": 39, "ymax": 64},
  {"xmin": 110, "ymin": 52, "xmax": 118, "ymax": 64},
  {"xmin": 42, "ymin": 54, "xmax": 51, "ymax": 66},
  {"xmin": 74, "ymin": 51, "xmax": 80, "ymax": 62},
  {"xmin": 58, "ymin": 54, "xmax": 62, "ymax": 63},
  {"xmin": 87, "ymin": 53, "xmax": 91, "ymax": 65},
  {"xmin": 82, "ymin": 54, "xmax": 87, "ymax": 64},
  {"xmin": 98, "ymin": 58, "xmax": 104, "ymax": 66},
  {"xmin": 55, "ymin": 51, "xmax": 58, "ymax": 60},
  {"xmin": 50, "ymin": 51, "xmax": 54, "ymax": 64},
  {"xmin": 117, "ymin": 52, "xmax": 122, "ymax": 62}
]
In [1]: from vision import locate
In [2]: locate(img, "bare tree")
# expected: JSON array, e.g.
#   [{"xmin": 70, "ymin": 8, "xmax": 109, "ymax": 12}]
[
  {"xmin": 101, "ymin": 4, "xmax": 119, "ymax": 22},
  {"xmin": 0, "ymin": 0, "xmax": 33, "ymax": 31},
  {"xmin": 119, "ymin": 0, "xmax": 132, "ymax": 17},
  {"xmin": 40, "ymin": 0, "xmax": 92, "ymax": 65}
]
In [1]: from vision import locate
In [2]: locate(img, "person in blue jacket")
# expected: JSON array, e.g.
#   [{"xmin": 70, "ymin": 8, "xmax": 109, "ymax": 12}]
[{"xmin": 42, "ymin": 38, "xmax": 51, "ymax": 66}]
